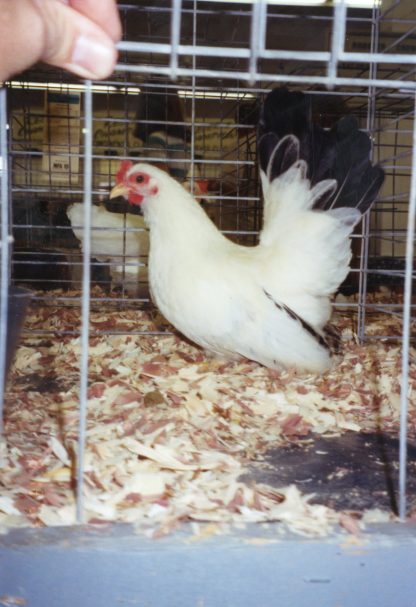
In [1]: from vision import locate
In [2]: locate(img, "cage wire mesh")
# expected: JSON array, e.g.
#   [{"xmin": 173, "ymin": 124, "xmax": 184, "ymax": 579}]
[{"xmin": 1, "ymin": 0, "xmax": 416, "ymax": 528}]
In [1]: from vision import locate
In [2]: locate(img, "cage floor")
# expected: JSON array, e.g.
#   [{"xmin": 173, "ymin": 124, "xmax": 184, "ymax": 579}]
[
  {"xmin": 1, "ymin": 289, "xmax": 415, "ymax": 538},
  {"xmin": 244, "ymin": 432, "xmax": 416, "ymax": 513}
]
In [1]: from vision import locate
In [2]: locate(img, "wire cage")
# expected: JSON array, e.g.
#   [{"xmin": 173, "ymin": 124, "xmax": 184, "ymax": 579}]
[{"xmin": 1, "ymin": 0, "xmax": 416, "ymax": 604}]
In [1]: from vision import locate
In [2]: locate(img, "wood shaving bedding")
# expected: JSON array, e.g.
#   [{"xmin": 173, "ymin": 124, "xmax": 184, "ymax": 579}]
[{"xmin": 0, "ymin": 288, "xmax": 414, "ymax": 537}]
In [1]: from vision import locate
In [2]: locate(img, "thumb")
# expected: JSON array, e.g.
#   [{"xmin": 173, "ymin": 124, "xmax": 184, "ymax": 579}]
[{"xmin": 0, "ymin": 0, "xmax": 118, "ymax": 81}]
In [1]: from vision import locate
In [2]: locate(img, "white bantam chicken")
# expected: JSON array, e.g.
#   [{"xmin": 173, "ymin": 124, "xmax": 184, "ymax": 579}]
[
  {"xmin": 67, "ymin": 203, "xmax": 149, "ymax": 295},
  {"xmin": 110, "ymin": 88, "xmax": 384, "ymax": 373}
]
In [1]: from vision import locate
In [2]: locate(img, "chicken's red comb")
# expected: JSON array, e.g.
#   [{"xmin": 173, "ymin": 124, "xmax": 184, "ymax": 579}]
[
  {"xmin": 116, "ymin": 160, "xmax": 133, "ymax": 184},
  {"xmin": 196, "ymin": 179, "xmax": 209, "ymax": 195}
]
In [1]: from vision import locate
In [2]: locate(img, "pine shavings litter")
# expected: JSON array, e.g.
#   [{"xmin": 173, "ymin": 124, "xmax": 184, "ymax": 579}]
[{"xmin": 1, "ymin": 289, "xmax": 415, "ymax": 538}]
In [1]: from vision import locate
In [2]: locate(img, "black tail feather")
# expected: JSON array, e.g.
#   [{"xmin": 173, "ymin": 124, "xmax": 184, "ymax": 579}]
[
  {"xmin": 257, "ymin": 88, "xmax": 385, "ymax": 214},
  {"xmin": 262, "ymin": 134, "xmax": 300, "ymax": 180}
]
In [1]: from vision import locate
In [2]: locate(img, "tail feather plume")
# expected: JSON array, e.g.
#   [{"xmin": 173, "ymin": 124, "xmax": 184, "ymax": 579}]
[
  {"xmin": 257, "ymin": 87, "xmax": 384, "ymax": 215},
  {"xmin": 257, "ymin": 87, "xmax": 385, "ymax": 315}
]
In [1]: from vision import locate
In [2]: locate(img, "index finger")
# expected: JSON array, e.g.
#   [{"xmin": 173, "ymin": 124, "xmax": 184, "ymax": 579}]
[{"xmin": 68, "ymin": 0, "xmax": 122, "ymax": 42}]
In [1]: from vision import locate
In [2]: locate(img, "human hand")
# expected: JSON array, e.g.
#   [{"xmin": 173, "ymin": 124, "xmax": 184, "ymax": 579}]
[{"xmin": 0, "ymin": 0, "xmax": 122, "ymax": 81}]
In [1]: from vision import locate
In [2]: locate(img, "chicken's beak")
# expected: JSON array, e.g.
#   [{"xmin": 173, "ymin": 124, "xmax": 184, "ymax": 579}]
[{"xmin": 109, "ymin": 183, "xmax": 129, "ymax": 200}]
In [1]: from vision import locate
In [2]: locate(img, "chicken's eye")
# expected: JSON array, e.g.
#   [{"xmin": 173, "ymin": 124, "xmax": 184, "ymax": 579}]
[{"xmin": 136, "ymin": 174, "xmax": 144, "ymax": 184}]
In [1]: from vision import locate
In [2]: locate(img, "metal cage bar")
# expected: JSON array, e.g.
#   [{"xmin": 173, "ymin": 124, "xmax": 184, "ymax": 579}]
[
  {"xmin": 249, "ymin": 0, "xmax": 268, "ymax": 84},
  {"xmin": 0, "ymin": 88, "xmax": 10, "ymax": 434},
  {"xmin": 327, "ymin": 0, "xmax": 347, "ymax": 83},
  {"xmin": 115, "ymin": 0, "xmax": 416, "ymax": 90},
  {"xmin": 76, "ymin": 82, "xmax": 93, "ymax": 523},
  {"xmin": 170, "ymin": 0, "xmax": 183, "ymax": 79},
  {"xmin": 398, "ymin": 91, "xmax": 416, "ymax": 520}
]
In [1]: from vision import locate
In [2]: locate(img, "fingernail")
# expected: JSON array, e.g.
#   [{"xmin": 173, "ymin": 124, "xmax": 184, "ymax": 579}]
[{"xmin": 66, "ymin": 34, "xmax": 116, "ymax": 79}]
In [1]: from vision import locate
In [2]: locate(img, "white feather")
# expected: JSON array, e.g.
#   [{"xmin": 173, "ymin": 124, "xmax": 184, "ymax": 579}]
[
  {"xmin": 67, "ymin": 203, "xmax": 149, "ymax": 294},
  {"xmin": 258, "ymin": 166, "xmax": 360, "ymax": 329},
  {"xmin": 129, "ymin": 163, "xmax": 349, "ymax": 373}
]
